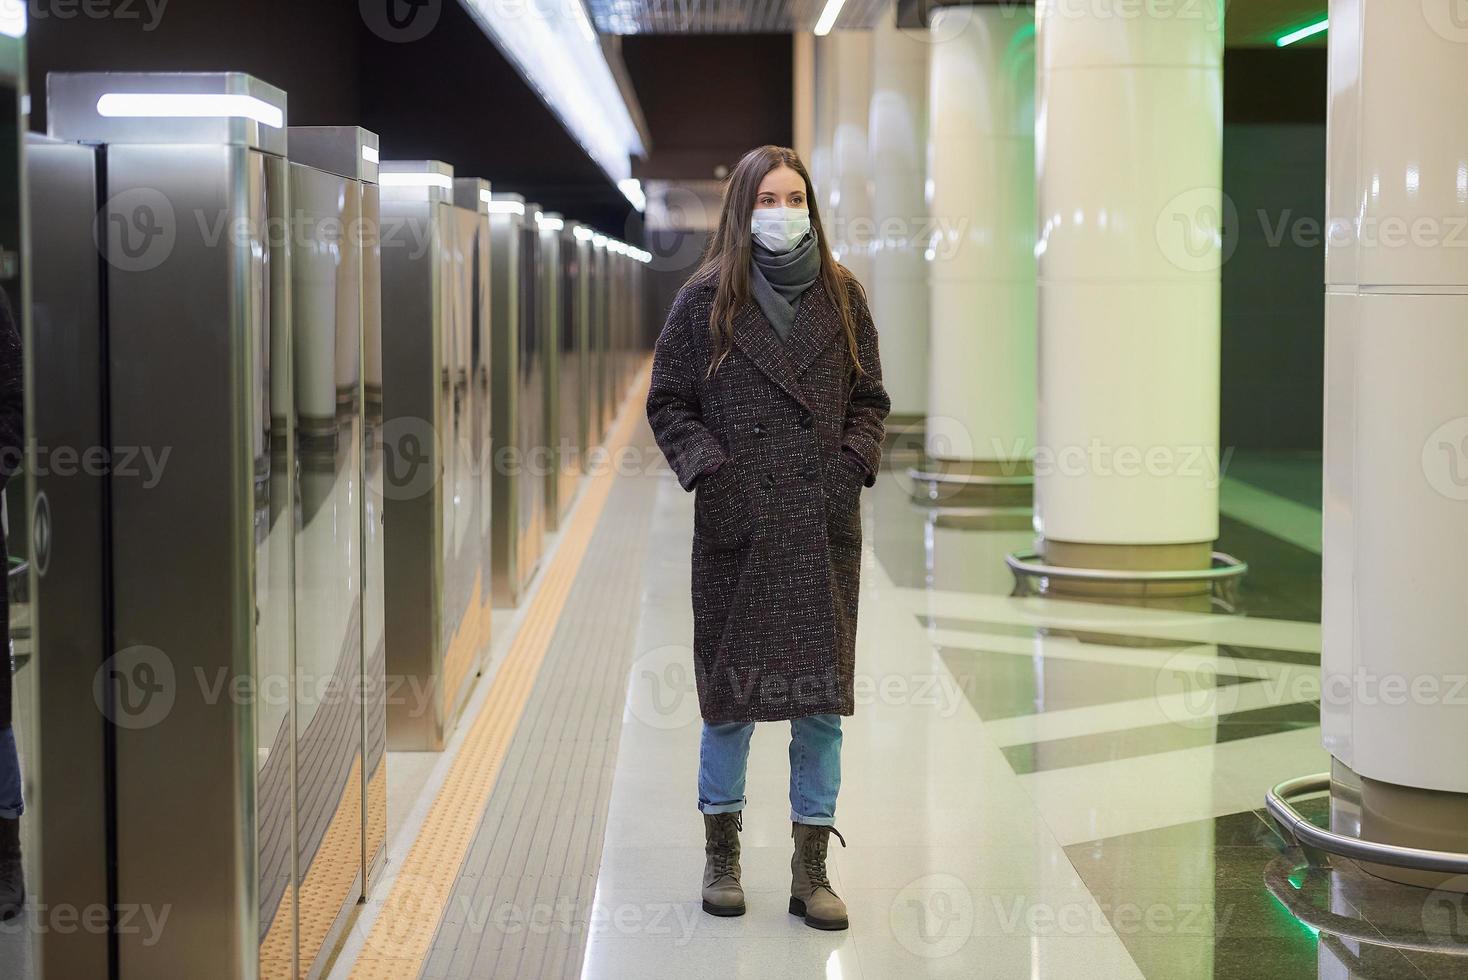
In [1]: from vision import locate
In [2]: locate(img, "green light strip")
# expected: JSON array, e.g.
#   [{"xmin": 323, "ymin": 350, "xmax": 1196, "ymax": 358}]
[{"xmin": 1276, "ymin": 17, "xmax": 1328, "ymax": 47}]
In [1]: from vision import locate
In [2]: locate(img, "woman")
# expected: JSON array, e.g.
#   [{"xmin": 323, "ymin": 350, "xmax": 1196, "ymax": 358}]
[{"xmin": 646, "ymin": 145, "xmax": 889, "ymax": 932}]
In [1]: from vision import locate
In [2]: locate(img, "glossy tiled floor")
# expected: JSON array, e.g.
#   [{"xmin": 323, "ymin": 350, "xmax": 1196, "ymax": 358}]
[{"xmin": 580, "ymin": 446, "xmax": 1468, "ymax": 979}]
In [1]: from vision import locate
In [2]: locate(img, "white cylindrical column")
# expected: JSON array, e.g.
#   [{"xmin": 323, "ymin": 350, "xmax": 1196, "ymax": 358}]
[
  {"xmin": 868, "ymin": 10, "xmax": 929, "ymax": 426},
  {"xmin": 1034, "ymin": 0, "xmax": 1222, "ymax": 571},
  {"xmin": 926, "ymin": 7, "xmax": 1035, "ymax": 476},
  {"xmin": 826, "ymin": 30, "xmax": 875, "ymax": 287},
  {"xmin": 793, "ymin": 33, "xmax": 816, "ymax": 166},
  {"xmin": 1321, "ymin": 0, "xmax": 1468, "ymax": 886},
  {"xmin": 810, "ymin": 35, "xmax": 836, "ymax": 218}
]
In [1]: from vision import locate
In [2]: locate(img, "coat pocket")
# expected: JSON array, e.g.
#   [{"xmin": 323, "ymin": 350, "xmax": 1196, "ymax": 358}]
[
  {"xmin": 694, "ymin": 463, "xmax": 753, "ymax": 551},
  {"xmin": 824, "ymin": 455, "xmax": 864, "ymax": 543}
]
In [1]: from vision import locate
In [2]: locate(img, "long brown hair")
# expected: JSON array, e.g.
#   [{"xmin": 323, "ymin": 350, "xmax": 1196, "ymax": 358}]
[{"xmin": 690, "ymin": 145, "xmax": 865, "ymax": 376}]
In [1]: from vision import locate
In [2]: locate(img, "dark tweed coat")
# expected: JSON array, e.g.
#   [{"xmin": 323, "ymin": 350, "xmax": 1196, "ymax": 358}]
[{"xmin": 647, "ymin": 273, "xmax": 889, "ymax": 723}]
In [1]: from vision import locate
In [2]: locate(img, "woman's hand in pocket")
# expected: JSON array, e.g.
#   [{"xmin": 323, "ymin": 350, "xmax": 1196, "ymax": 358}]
[{"xmin": 694, "ymin": 463, "xmax": 752, "ymax": 551}]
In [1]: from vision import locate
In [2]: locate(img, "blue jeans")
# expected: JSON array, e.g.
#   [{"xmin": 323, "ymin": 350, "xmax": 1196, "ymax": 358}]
[
  {"xmin": 0, "ymin": 726, "xmax": 21, "ymax": 820},
  {"xmin": 698, "ymin": 714, "xmax": 841, "ymax": 826}
]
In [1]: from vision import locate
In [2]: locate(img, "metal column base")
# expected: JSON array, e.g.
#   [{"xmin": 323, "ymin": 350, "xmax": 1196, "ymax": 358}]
[
  {"xmin": 907, "ymin": 466, "xmax": 1033, "ymax": 509},
  {"xmin": 1266, "ymin": 773, "xmax": 1468, "ymax": 886},
  {"xmin": 883, "ymin": 413, "xmax": 926, "ymax": 458},
  {"xmin": 1262, "ymin": 857, "xmax": 1468, "ymax": 957},
  {"xmin": 1005, "ymin": 550, "xmax": 1248, "ymax": 605}
]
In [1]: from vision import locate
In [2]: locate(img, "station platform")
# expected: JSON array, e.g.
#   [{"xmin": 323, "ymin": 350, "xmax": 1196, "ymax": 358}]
[{"xmin": 307, "ymin": 372, "xmax": 1460, "ymax": 980}]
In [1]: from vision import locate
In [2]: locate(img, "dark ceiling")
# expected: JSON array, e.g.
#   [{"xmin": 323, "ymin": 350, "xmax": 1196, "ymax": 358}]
[
  {"xmin": 620, "ymin": 33, "xmax": 793, "ymax": 181},
  {"xmin": 591, "ymin": 0, "xmax": 1330, "ymax": 47},
  {"xmin": 587, "ymin": 0, "xmax": 891, "ymax": 33},
  {"xmin": 23, "ymin": 0, "xmax": 1326, "ymax": 238},
  {"xmin": 26, "ymin": 0, "xmax": 642, "ymax": 237}
]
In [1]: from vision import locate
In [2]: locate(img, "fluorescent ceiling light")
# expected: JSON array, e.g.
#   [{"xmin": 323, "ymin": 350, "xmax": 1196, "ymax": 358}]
[
  {"xmin": 361, "ymin": 144, "xmax": 379, "ymax": 164},
  {"xmin": 97, "ymin": 92, "xmax": 285, "ymax": 129},
  {"xmin": 1276, "ymin": 18, "xmax": 1327, "ymax": 46},
  {"xmin": 573, "ymin": 0, "xmax": 596, "ymax": 43},
  {"xmin": 618, "ymin": 178, "xmax": 646, "ymax": 212},
  {"xmin": 461, "ymin": 0, "xmax": 643, "ymax": 185},
  {"xmin": 592, "ymin": 234, "xmax": 608, "ymax": 248},
  {"xmin": 0, "ymin": 6, "xmax": 25, "ymax": 37},
  {"xmin": 479, "ymin": 188, "xmax": 494, "ymax": 205},
  {"xmin": 813, "ymin": 0, "xmax": 846, "ymax": 35},
  {"xmin": 380, "ymin": 171, "xmax": 454, "ymax": 190},
  {"xmin": 487, "ymin": 199, "xmax": 525, "ymax": 215},
  {"xmin": 573, "ymin": 226, "xmax": 594, "ymax": 241},
  {"xmin": 540, "ymin": 216, "xmax": 564, "ymax": 231}
]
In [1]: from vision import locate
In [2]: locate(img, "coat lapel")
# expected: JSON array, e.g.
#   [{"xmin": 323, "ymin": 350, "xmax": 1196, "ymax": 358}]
[
  {"xmin": 731, "ymin": 300, "xmax": 810, "ymax": 412},
  {"xmin": 782, "ymin": 285, "xmax": 843, "ymax": 381},
  {"xmin": 730, "ymin": 286, "xmax": 844, "ymax": 411}
]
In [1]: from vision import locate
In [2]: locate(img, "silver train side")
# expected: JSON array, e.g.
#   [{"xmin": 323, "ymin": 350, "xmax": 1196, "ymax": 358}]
[{"xmin": 22, "ymin": 70, "xmax": 653, "ymax": 980}]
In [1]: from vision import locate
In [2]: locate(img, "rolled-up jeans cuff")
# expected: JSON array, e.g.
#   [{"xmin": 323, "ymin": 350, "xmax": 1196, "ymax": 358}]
[
  {"xmin": 699, "ymin": 799, "xmax": 745, "ymax": 815},
  {"xmin": 790, "ymin": 811, "xmax": 835, "ymax": 826}
]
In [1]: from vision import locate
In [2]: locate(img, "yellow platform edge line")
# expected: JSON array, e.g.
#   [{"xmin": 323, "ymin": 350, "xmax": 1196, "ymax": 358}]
[{"xmin": 348, "ymin": 364, "xmax": 652, "ymax": 980}]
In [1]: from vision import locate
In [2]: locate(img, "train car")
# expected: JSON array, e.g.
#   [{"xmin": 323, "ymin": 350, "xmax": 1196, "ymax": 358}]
[{"xmin": 487, "ymin": 194, "xmax": 545, "ymax": 607}]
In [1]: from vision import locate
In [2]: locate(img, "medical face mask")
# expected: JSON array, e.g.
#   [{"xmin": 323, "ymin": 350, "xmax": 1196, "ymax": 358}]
[{"xmin": 750, "ymin": 206, "xmax": 811, "ymax": 253}]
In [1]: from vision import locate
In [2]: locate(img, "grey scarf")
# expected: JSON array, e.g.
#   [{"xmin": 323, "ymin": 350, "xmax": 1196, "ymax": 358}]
[{"xmin": 750, "ymin": 233, "xmax": 821, "ymax": 343}]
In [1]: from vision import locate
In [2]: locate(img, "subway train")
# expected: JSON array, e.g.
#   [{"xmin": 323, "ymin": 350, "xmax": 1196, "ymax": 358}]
[{"xmin": 18, "ymin": 71, "xmax": 655, "ymax": 979}]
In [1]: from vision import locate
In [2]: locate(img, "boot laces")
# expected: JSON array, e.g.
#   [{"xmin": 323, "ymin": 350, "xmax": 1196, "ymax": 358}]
[
  {"xmin": 708, "ymin": 812, "xmax": 742, "ymax": 879},
  {"xmin": 800, "ymin": 826, "xmax": 846, "ymax": 891}
]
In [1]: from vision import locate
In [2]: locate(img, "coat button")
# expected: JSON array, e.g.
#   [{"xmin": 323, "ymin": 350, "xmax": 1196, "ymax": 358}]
[
  {"xmin": 753, "ymin": 422, "xmax": 766, "ymax": 436},
  {"xmin": 797, "ymin": 410, "xmax": 813, "ymax": 429},
  {"xmin": 802, "ymin": 467, "xmax": 819, "ymax": 483},
  {"xmin": 763, "ymin": 472, "xmax": 776, "ymax": 487}
]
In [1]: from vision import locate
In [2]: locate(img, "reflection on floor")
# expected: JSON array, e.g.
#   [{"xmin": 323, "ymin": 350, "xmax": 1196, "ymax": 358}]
[
  {"xmin": 583, "ymin": 444, "xmax": 1465, "ymax": 979},
  {"xmin": 1070, "ymin": 798, "xmax": 1467, "ymax": 979}
]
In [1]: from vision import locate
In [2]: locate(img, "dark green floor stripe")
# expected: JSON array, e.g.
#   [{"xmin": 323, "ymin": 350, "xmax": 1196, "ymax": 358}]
[
  {"xmin": 1001, "ymin": 700, "xmax": 1321, "ymax": 775},
  {"xmin": 938, "ymin": 646, "xmax": 1256, "ymax": 722},
  {"xmin": 922, "ymin": 615, "xmax": 1320, "ymax": 666}
]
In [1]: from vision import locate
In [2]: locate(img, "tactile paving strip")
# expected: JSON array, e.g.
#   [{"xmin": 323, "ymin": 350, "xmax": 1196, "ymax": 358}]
[
  {"xmin": 421, "ymin": 407, "xmax": 661, "ymax": 979},
  {"xmin": 347, "ymin": 366, "xmax": 653, "ymax": 980}
]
